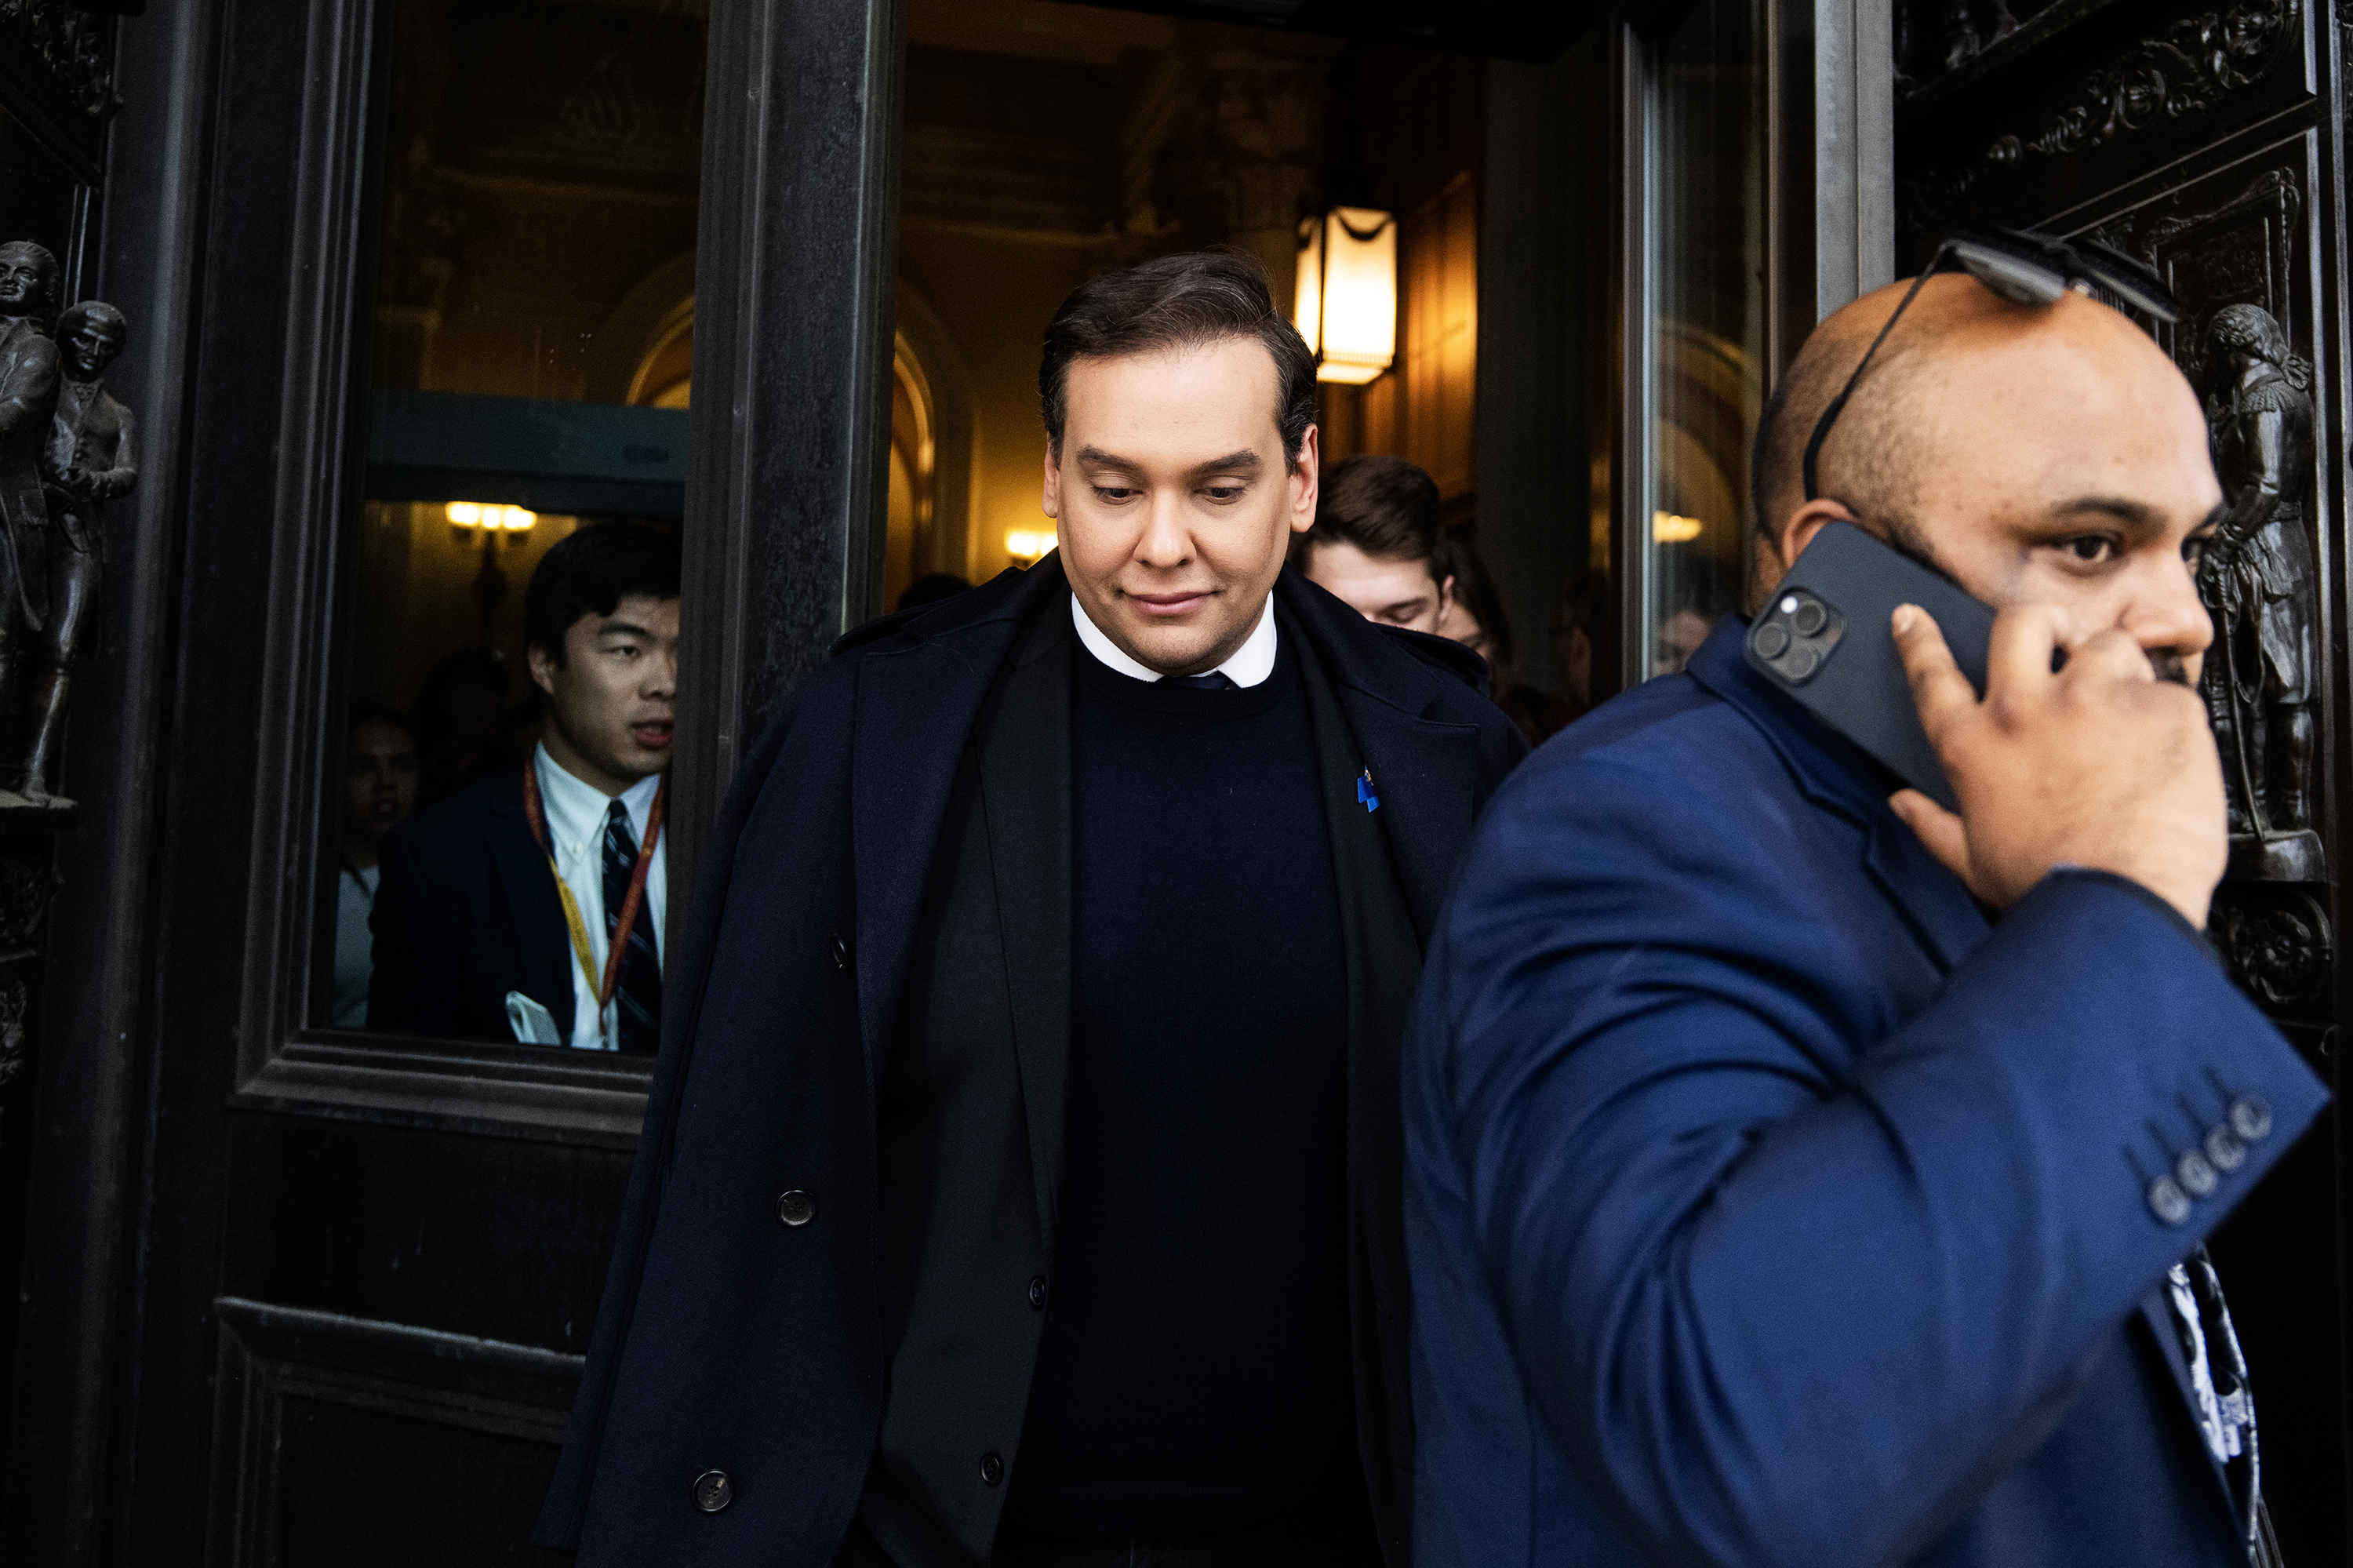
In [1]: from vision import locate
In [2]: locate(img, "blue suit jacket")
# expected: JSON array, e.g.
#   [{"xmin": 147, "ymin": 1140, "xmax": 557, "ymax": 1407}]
[
  {"xmin": 369, "ymin": 762, "xmax": 576, "ymax": 1044},
  {"xmin": 1406, "ymin": 617, "xmax": 2329, "ymax": 1568}
]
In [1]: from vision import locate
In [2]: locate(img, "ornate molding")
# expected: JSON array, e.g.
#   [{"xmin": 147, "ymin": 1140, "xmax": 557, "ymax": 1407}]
[
  {"xmin": 0, "ymin": 843, "xmax": 56, "ymax": 951},
  {"xmin": 0, "ymin": 0, "xmax": 120, "ymax": 119},
  {"xmin": 2083, "ymin": 165, "xmax": 2300, "ymax": 267},
  {"xmin": 0, "ymin": 980, "xmax": 25, "ymax": 1096},
  {"xmin": 2213, "ymin": 891, "xmax": 2334, "ymax": 1006},
  {"xmin": 1899, "ymin": 0, "xmax": 2293, "ymax": 234}
]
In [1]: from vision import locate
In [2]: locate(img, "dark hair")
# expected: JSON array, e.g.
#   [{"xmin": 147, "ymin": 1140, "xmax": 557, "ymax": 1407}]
[
  {"xmin": 897, "ymin": 573, "xmax": 972, "ymax": 611},
  {"xmin": 1298, "ymin": 454, "xmax": 1443, "ymax": 577},
  {"xmin": 1039, "ymin": 250, "xmax": 1318, "ymax": 470},
  {"xmin": 347, "ymin": 698, "xmax": 416, "ymax": 748},
  {"xmin": 1442, "ymin": 540, "xmax": 1515, "ymax": 671},
  {"xmin": 56, "ymin": 299, "xmax": 125, "ymax": 341},
  {"xmin": 523, "ymin": 520, "xmax": 681, "ymax": 665}
]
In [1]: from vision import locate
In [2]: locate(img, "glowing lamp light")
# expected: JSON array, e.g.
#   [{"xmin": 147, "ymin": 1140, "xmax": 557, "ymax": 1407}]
[
  {"xmin": 446, "ymin": 501, "xmax": 536, "ymax": 532},
  {"xmin": 1652, "ymin": 511, "xmax": 1705, "ymax": 544},
  {"xmin": 1295, "ymin": 207, "xmax": 1397, "ymax": 386},
  {"xmin": 1004, "ymin": 527, "xmax": 1054, "ymax": 564}
]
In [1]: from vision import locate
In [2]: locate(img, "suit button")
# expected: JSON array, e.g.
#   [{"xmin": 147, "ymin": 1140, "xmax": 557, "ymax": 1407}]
[
  {"xmin": 1027, "ymin": 1276, "xmax": 1046, "ymax": 1310},
  {"xmin": 693, "ymin": 1469, "xmax": 735, "ymax": 1512},
  {"xmin": 980, "ymin": 1451, "xmax": 1005, "ymax": 1486},
  {"xmin": 830, "ymin": 933, "xmax": 850, "ymax": 970},
  {"xmin": 2176, "ymin": 1150, "xmax": 2218, "ymax": 1198},
  {"xmin": 2148, "ymin": 1176, "xmax": 2192, "ymax": 1226},
  {"xmin": 2205, "ymin": 1123, "xmax": 2248, "ymax": 1172},
  {"xmin": 776, "ymin": 1189, "xmax": 818, "ymax": 1227},
  {"xmin": 2229, "ymin": 1096, "xmax": 2273, "ymax": 1144}
]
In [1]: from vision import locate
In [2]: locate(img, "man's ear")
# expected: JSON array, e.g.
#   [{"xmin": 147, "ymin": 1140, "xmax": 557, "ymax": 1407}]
[
  {"xmin": 1040, "ymin": 445, "xmax": 1061, "ymax": 520},
  {"xmin": 1288, "ymin": 424, "xmax": 1321, "ymax": 533},
  {"xmin": 1777, "ymin": 498, "xmax": 1861, "ymax": 576},
  {"xmin": 526, "ymin": 641, "xmax": 559, "ymax": 699}
]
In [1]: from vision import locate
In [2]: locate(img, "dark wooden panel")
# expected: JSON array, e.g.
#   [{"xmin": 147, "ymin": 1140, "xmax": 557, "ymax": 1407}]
[
  {"xmin": 209, "ymin": 1297, "xmax": 578, "ymax": 1568},
  {"xmin": 220, "ymin": 1119, "xmax": 631, "ymax": 1356}
]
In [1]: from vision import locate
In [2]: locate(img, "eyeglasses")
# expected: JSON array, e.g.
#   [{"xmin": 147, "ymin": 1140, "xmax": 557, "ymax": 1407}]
[{"xmin": 1800, "ymin": 226, "xmax": 2181, "ymax": 501}]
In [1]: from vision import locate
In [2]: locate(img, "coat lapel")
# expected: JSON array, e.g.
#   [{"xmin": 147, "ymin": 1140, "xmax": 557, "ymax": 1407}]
[
  {"xmin": 849, "ymin": 558, "xmax": 1065, "ymax": 1091},
  {"xmin": 485, "ymin": 773, "xmax": 579, "ymax": 1040},
  {"xmin": 1863, "ymin": 813, "xmax": 1988, "ymax": 973},
  {"xmin": 1689, "ymin": 617, "xmax": 1988, "ymax": 972},
  {"xmin": 976, "ymin": 607, "xmax": 1074, "ymax": 1253},
  {"xmin": 1278, "ymin": 574, "xmax": 1480, "ymax": 941}
]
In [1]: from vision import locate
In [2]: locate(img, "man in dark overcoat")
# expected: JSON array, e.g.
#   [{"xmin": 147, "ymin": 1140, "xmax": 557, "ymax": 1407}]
[{"xmin": 536, "ymin": 253, "xmax": 1524, "ymax": 1567}]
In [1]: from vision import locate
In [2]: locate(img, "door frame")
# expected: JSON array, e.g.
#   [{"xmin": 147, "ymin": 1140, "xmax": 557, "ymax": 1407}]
[{"xmin": 1611, "ymin": 0, "xmax": 1893, "ymax": 690}]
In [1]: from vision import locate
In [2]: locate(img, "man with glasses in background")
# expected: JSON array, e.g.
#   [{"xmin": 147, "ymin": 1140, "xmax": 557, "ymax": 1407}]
[{"xmin": 1406, "ymin": 231, "xmax": 2328, "ymax": 1567}]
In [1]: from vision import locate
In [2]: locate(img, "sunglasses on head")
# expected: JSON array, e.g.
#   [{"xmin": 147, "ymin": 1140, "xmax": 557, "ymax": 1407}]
[{"xmin": 1800, "ymin": 226, "xmax": 2181, "ymax": 501}]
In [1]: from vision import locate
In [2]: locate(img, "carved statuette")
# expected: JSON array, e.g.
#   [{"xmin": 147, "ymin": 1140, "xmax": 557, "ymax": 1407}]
[
  {"xmin": 2198, "ymin": 303, "xmax": 2320, "ymax": 879},
  {"xmin": 25, "ymin": 296, "xmax": 133, "ymax": 805},
  {"xmin": 0, "ymin": 241, "xmax": 59, "ymax": 809}
]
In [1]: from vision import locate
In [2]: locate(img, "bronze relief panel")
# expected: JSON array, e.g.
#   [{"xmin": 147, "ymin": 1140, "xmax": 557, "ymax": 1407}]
[
  {"xmin": 2080, "ymin": 142, "xmax": 2334, "ymax": 1013},
  {"xmin": 1896, "ymin": 0, "xmax": 2313, "ymax": 263}
]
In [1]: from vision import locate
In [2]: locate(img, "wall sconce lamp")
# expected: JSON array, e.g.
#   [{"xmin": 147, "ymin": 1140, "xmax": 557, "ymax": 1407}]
[
  {"xmin": 445, "ymin": 501, "xmax": 537, "ymax": 649},
  {"xmin": 1004, "ymin": 527, "xmax": 1054, "ymax": 565},
  {"xmin": 1652, "ymin": 511, "xmax": 1705, "ymax": 544},
  {"xmin": 1295, "ymin": 207, "xmax": 1398, "ymax": 385},
  {"xmin": 446, "ymin": 501, "xmax": 537, "ymax": 534}
]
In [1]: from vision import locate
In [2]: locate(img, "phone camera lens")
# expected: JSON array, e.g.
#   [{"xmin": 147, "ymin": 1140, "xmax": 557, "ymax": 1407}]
[
  {"xmin": 1754, "ymin": 623, "xmax": 1790, "ymax": 659},
  {"xmin": 1783, "ymin": 645, "xmax": 1820, "ymax": 681},
  {"xmin": 1792, "ymin": 600, "xmax": 1827, "ymax": 636}
]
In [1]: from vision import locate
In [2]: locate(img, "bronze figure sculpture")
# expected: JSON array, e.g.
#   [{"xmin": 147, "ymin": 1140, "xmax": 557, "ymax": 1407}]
[
  {"xmin": 27, "ymin": 298, "xmax": 133, "ymax": 804},
  {"xmin": 0, "ymin": 242, "xmax": 56, "ymax": 805},
  {"xmin": 2199, "ymin": 301, "xmax": 2320, "ymax": 876}
]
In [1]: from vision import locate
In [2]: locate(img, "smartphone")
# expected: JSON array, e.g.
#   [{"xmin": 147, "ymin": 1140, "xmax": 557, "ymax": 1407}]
[{"xmin": 1744, "ymin": 520, "xmax": 1995, "ymax": 813}]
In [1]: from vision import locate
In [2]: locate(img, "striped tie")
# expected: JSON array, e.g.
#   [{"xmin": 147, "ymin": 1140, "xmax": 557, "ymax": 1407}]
[{"xmin": 603, "ymin": 797, "xmax": 661, "ymax": 1055}]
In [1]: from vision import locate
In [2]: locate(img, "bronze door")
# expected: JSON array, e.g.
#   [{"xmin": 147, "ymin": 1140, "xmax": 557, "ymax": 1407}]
[{"xmin": 1897, "ymin": 0, "xmax": 2351, "ymax": 1557}]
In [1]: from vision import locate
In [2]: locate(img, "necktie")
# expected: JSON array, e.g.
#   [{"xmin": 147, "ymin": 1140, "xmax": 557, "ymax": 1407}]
[
  {"xmin": 1169, "ymin": 670, "xmax": 1236, "ymax": 689},
  {"xmin": 603, "ymin": 797, "xmax": 662, "ymax": 1054}
]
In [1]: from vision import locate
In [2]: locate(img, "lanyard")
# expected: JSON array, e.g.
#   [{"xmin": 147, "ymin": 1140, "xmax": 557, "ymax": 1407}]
[{"xmin": 521, "ymin": 762, "xmax": 666, "ymax": 1013}]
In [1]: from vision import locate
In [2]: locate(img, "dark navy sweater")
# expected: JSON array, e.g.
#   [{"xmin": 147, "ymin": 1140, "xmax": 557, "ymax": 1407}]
[{"xmin": 998, "ymin": 631, "xmax": 1358, "ymax": 1542}]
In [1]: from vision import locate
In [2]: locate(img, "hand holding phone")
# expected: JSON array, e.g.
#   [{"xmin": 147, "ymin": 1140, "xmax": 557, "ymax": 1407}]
[{"xmin": 1889, "ymin": 602, "xmax": 2225, "ymax": 928}]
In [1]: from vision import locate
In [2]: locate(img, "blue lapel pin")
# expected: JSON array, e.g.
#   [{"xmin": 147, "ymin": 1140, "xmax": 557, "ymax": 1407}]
[{"xmin": 1356, "ymin": 769, "xmax": 1380, "ymax": 813}]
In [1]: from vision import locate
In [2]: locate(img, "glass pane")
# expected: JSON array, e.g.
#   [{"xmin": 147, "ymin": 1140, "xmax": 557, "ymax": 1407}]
[
  {"xmin": 1640, "ymin": 0, "xmax": 1765, "ymax": 680},
  {"xmin": 316, "ymin": 0, "xmax": 705, "ymax": 1041}
]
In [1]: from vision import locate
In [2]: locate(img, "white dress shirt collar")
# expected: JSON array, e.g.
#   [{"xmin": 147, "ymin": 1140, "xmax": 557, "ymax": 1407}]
[
  {"xmin": 533, "ymin": 743, "xmax": 660, "ymax": 854},
  {"xmin": 1069, "ymin": 591, "xmax": 1278, "ymax": 688}
]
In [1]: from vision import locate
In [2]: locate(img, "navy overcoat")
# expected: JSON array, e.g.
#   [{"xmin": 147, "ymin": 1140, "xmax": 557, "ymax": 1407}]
[{"xmin": 536, "ymin": 555, "xmax": 1525, "ymax": 1564}]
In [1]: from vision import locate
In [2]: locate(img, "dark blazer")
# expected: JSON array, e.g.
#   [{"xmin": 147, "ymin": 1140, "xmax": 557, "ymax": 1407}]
[
  {"xmin": 535, "ymin": 556, "xmax": 1526, "ymax": 1566},
  {"xmin": 1406, "ymin": 616, "xmax": 2331, "ymax": 1568},
  {"xmin": 369, "ymin": 761, "xmax": 576, "ymax": 1042}
]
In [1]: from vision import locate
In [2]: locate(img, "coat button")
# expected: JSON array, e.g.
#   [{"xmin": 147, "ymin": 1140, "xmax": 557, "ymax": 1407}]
[
  {"xmin": 2229, "ymin": 1096, "xmax": 2272, "ymax": 1144},
  {"xmin": 830, "ymin": 933, "xmax": 850, "ymax": 970},
  {"xmin": 2205, "ymin": 1123, "xmax": 2248, "ymax": 1172},
  {"xmin": 693, "ymin": 1469, "xmax": 735, "ymax": 1513},
  {"xmin": 1027, "ymin": 1275, "xmax": 1046, "ymax": 1310},
  {"xmin": 2175, "ymin": 1150, "xmax": 2218, "ymax": 1198},
  {"xmin": 980, "ymin": 1451, "xmax": 1005, "ymax": 1486},
  {"xmin": 777, "ymin": 1189, "xmax": 818, "ymax": 1228},
  {"xmin": 2148, "ymin": 1176, "xmax": 2192, "ymax": 1226}
]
